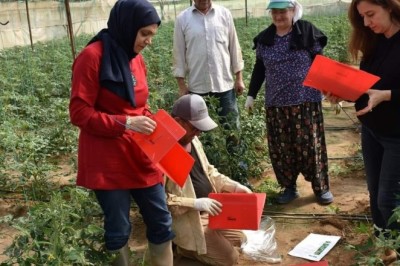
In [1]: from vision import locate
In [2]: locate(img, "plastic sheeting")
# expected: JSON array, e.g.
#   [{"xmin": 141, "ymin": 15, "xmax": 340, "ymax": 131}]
[
  {"xmin": 241, "ymin": 216, "xmax": 282, "ymax": 263},
  {"xmin": 0, "ymin": 0, "xmax": 114, "ymax": 49},
  {"xmin": 0, "ymin": 0, "xmax": 350, "ymax": 50}
]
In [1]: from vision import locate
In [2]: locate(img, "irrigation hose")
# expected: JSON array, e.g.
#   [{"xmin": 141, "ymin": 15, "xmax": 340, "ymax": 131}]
[
  {"xmin": 328, "ymin": 155, "xmax": 362, "ymax": 160},
  {"xmin": 263, "ymin": 211, "xmax": 371, "ymax": 221},
  {"xmin": 325, "ymin": 126, "xmax": 359, "ymax": 130}
]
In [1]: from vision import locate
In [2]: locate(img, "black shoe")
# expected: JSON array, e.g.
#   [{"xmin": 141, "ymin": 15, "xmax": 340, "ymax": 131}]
[{"xmin": 277, "ymin": 187, "xmax": 300, "ymax": 204}]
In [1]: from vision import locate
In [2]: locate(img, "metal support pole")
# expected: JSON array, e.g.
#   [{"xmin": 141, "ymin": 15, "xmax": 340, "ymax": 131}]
[
  {"xmin": 245, "ymin": 0, "xmax": 248, "ymax": 26},
  {"xmin": 64, "ymin": 0, "xmax": 76, "ymax": 60},
  {"xmin": 25, "ymin": 0, "xmax": 34, "ymax": 50}
]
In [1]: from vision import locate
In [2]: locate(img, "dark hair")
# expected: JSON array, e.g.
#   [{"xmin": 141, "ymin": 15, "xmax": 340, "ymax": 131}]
[{"xmin": 348, "ymin": 0, "xmax": 400, "ymax": 62}]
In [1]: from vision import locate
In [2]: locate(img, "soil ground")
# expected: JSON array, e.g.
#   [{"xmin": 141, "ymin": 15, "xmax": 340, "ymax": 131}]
[
  {"xmin": 0, "ymin": 101, "xmax": 374, "ymax": 265},
  {"xmin": 127, "ymin": 102, "xmax": 370, "ymax": 266}
]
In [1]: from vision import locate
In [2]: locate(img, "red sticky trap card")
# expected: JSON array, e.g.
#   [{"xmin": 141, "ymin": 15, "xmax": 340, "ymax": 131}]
[
  {"xmin": 303, "ymin": 55, "xmax": 380, "ymax": 101},
  {"xmin": 132, "ymin": 109, "xmax": 194, "ymax": 187},
  {"xmin": 208, "ymin": 193, "xmax": 266, "ymax": 230},
  {"xmin": 156, "ymin": 142, "xmax": 194, "ymax": 187}
]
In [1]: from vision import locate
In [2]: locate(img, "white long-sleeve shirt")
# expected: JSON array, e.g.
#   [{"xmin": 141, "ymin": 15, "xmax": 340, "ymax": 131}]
[{"xmin": 172, "ymin": 4, "xmax": 244, "ymax": 94}]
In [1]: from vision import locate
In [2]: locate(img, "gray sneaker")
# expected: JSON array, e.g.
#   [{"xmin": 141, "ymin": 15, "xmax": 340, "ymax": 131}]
[{"xmin": 316, "ymin": 191, "xmax": 334, "ymax": 205}]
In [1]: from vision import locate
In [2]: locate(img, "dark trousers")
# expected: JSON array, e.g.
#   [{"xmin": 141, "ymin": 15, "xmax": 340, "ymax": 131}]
[
  {"xmin": 362, "ymin": 126, "xmax": 400, "ymax": 233},
  {"xmin": 94, "ymin": 183, "xmax": 175, "ymax": 251},
  {"xmin": 193, "ymin": 89, "xmax": 240, "ymax": 132}
]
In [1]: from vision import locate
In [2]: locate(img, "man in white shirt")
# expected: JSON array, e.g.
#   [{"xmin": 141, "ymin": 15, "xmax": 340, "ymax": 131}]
[{"xmin": 173, "ymin": 0, "xmax": 246, "ymax": 181}]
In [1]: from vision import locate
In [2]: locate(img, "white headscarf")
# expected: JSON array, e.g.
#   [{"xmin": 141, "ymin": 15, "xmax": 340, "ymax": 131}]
[{"xmin": 292, "ymin": 0, "xmax": 303, "ymax": 24}]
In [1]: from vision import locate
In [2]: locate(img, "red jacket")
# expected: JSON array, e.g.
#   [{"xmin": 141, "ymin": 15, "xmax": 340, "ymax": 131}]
[{"xmin": 69, "ymin": 41, "xmax": 163, "ymax": 189}]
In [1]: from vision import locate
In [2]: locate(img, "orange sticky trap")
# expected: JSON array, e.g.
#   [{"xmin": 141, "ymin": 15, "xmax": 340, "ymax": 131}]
[
  {"xmin": 303, "ymin": 55, "xmax": 380, "ymax": 101},
  {"xmin": 156, "ymin": 142, "xmax": 194, "ymax": 187},
  {"xmin": 132, "ymin": 109, "xmax": 185, "ymax": 162},
  {"xmin": 208, "ymin": 193, "xmax": 266, "ymax": 230},
  {"xmin": 132, "ymin": 109, "xmax": 194, "ymax": 187}
]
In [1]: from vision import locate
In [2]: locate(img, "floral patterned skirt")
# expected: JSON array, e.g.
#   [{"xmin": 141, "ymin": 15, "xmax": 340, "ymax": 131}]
[{"xmin": 265, "ymin": 101, "xmax": 330, "ymax": 194}]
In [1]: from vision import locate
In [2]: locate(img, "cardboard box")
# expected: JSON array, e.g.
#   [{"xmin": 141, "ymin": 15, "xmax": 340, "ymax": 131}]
[{"xmin": 208, "ymin": 193, "xmax": 266, "ymax": 230}]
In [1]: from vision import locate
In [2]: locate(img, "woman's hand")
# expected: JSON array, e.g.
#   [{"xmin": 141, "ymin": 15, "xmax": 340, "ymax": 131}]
[
  {"xmin": 356, "ymin": 89, "xmax": 391, "ymax": 116},
  {"xmin": 126, "ymin": 116, "xmax": 157, "ymax": 134},
  {"xmin": 245, "ymin": 96, "xmax": 255, "ymax": 111}
]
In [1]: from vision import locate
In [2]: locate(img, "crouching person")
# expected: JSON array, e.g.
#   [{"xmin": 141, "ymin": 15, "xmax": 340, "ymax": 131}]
[{"xmin": 165, "ymin": 94, "xmax": 252, "ymax": 265}]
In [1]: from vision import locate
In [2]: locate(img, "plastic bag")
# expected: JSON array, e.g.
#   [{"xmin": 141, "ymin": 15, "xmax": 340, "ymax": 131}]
[{"xmin": 241, "ymin": 216, "xmax": 282, "ymax": 263}]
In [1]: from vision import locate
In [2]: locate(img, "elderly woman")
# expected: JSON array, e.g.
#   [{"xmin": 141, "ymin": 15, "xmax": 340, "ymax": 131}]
[{"xmin": 246, "ymin": 0, "xmax": 333, "ymax": 205}]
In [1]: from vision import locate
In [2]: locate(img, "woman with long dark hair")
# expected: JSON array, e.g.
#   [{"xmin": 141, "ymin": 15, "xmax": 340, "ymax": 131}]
[{"xmin": 348, "ymin": 0, "xmax": 400, "ymax": 263}]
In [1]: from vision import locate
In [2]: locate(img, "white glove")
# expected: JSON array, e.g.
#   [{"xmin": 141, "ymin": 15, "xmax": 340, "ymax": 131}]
[
  {"xmin": 194, "ymin": 198, "xmax": 222, "ymax": 216},
  {"xmin": 234, "ymin": 183, "xmax": 252, "ymax": 193},
  {"xmin": 245, "ymin": 96, "xmax": 254, "ymax": 111}
]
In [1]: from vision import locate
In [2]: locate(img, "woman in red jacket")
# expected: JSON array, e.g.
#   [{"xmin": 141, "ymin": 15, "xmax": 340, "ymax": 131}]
[{"xmin": 69, "ymin": 0, "xmax": 174, "ymax": 265}]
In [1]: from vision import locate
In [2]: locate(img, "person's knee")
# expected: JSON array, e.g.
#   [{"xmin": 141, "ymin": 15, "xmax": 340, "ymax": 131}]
[
  {"xmin": 220, "ymin": 249, "xmax": 239, "ymax": 266},
  {"xmin": 208, "ymin": 246, "xmax": 239, "ymax": 266},
  {"xmin": 183, "ymin": 246, "xmax": 239, "ymax": 266}
]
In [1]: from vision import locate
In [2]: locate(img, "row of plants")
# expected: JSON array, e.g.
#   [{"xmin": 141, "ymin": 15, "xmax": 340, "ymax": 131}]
[
  {"xmin": 0, "ymin": 17, "xmax": 274, "ymax": 198},
  {"xmin": 1, "ymin": 14, "xmax": 389, "ymax": 265}
]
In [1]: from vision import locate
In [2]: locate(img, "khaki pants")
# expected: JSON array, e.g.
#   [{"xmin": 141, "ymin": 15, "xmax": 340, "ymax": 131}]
[{"xmin": 177, "ymin": 213, "xmax": 245, "ymax": 266}]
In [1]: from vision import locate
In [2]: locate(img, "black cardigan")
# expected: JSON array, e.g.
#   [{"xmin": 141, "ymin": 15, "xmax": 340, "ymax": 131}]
[{"xmin": 356, "ymin": 31, "xmax": 400, "ymax": 137}]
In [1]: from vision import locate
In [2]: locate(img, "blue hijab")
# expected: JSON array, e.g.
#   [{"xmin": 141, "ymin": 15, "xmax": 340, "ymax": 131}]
[{"xmin": 88, "ymin": 0, "xmax": 161, "ymax": 107}]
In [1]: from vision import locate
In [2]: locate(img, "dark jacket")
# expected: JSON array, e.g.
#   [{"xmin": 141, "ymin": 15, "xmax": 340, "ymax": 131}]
[
  {"xmin": 248, "ymin": 20, "xmax": 327, "ymax": 99},
  {"xmin": 252, "ymin": 19, "xmax": 327, "ymax": 57},
  {"xmin": 356, "ymin": 31, "xmax": 400, "ymax": 137}
]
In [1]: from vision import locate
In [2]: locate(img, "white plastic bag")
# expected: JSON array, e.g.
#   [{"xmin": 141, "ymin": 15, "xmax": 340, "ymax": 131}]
[{"xmin": 241, "ymin": 216, "xmax": 282, "ymax": 263}]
